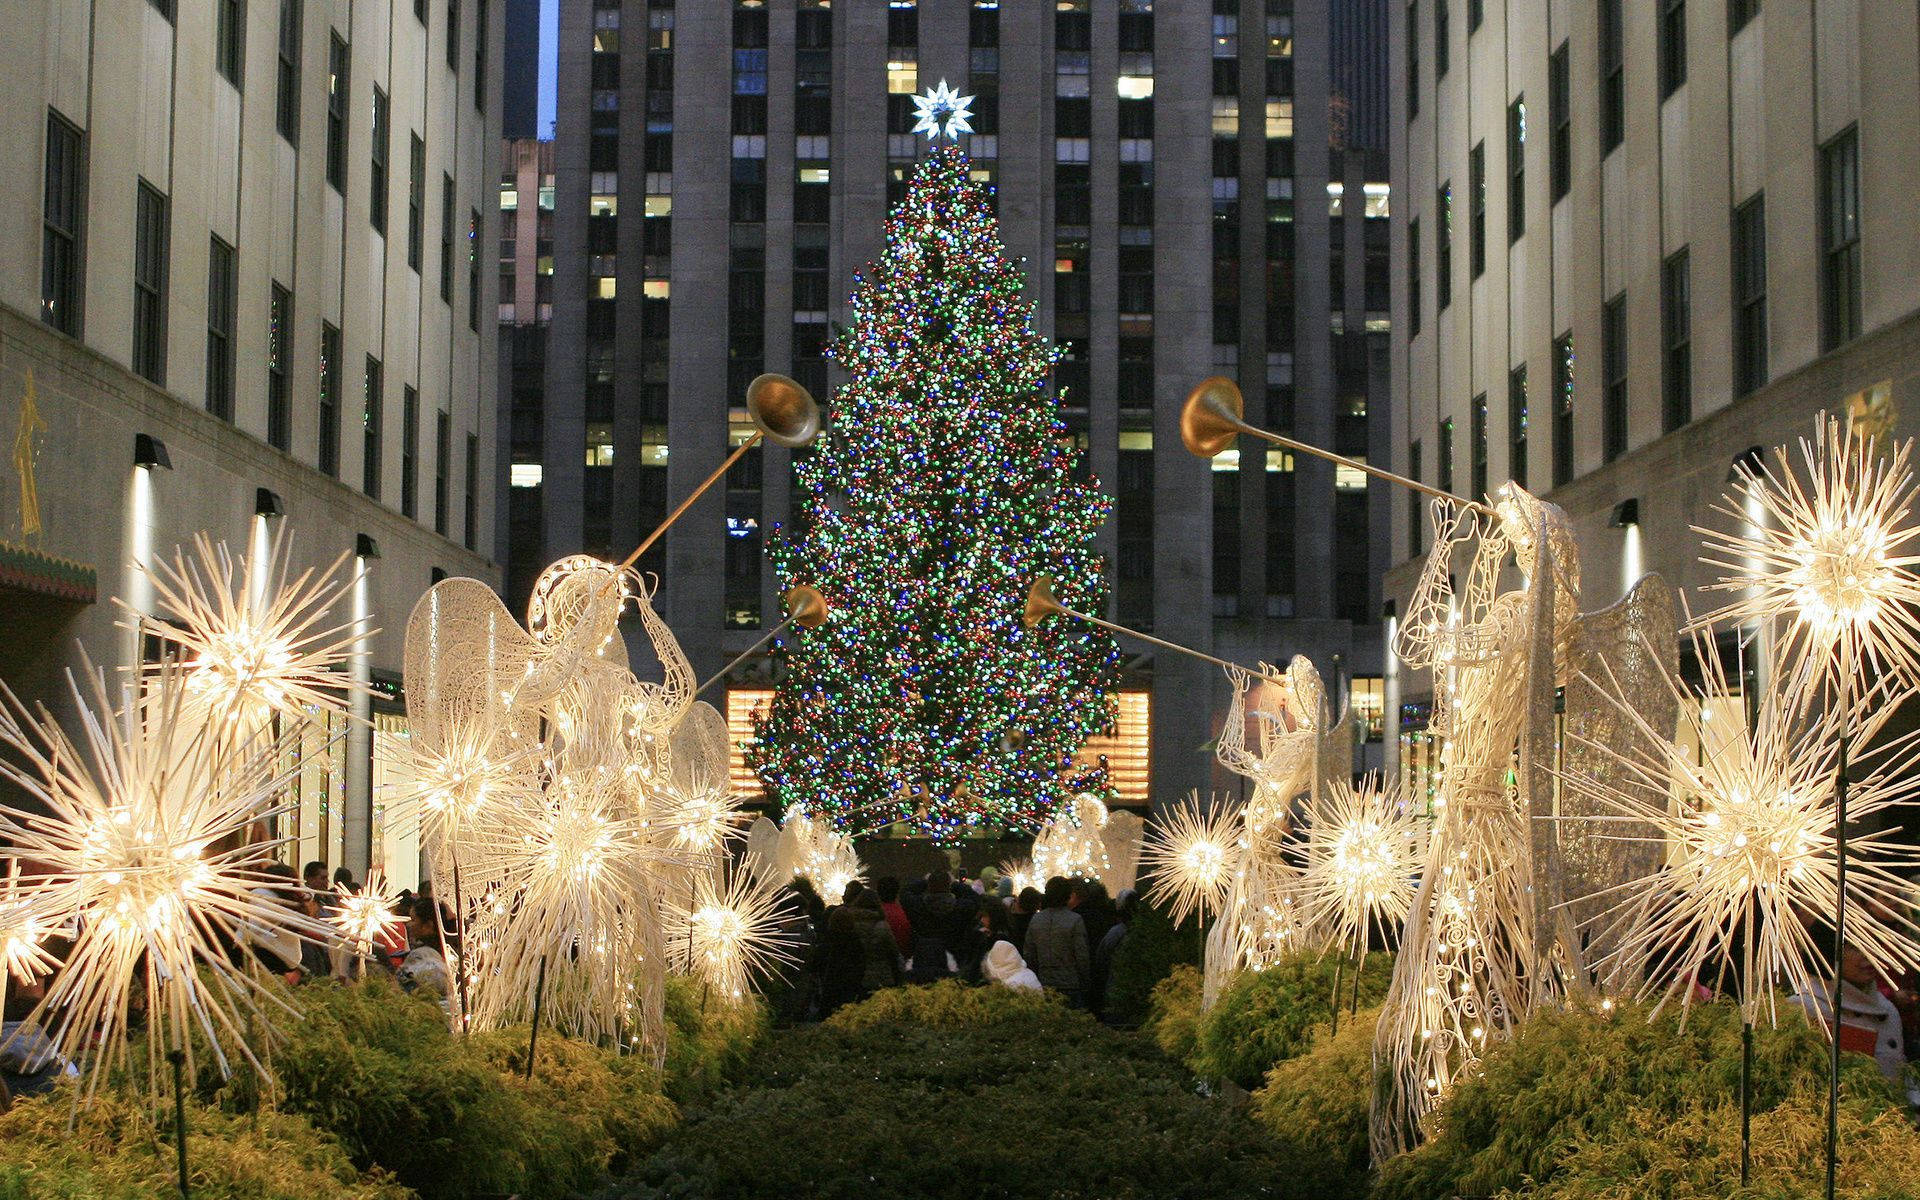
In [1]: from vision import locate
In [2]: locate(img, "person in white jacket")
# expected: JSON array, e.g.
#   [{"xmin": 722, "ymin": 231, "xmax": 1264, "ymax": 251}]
[
  {"xmin": 982, "ymin": 940, "xmax": 1042, "ymax": 993},
  {"xmin": 1794, "ymin": 946, "xmax": 1920, "ymax": 1107}
]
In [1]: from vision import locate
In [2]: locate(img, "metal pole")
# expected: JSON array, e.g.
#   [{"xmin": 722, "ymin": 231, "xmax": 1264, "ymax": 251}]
[
  {"xmin": 694, "ymin": 615, "xmax": 796, "ymax": 698},
  {"xmin": 1330, "ymin": 958, "xmax": 1344, "ymax": 1037},
  {"xmin": 1742, "ymin": 1020, "xmax": 1754, "ymax": 1187},
  {"xmin": 1826, "ymin": 718, "xmax": 1849, "ymax": 1200},
  {"xmin": 617, "ymin": 436, "xmax": 761, "ymax": 572},
  {"xmin": 167, "ymin": 1047, "xmax": 190, "ymax": 1199},
  {"xmin": 525, "ymin": 954, "xmax": 549, "ymax": 1081},
  {"xmin": 1237, "ymin": 425, "xmax": 1501, "ymax": 519},
  {"xmin": 450, "ymin": 853, "xmax": 471, "ymax": 1037},
  {"xmin": 1056, "ymin": 603, "xmax": 1285, "ymax": 684}
]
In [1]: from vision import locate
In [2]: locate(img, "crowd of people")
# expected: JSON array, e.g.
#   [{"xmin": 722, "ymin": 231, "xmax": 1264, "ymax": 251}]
[{"xmin": 768, "ymin": 868, "xmax": 1139, "ymax": 1022}]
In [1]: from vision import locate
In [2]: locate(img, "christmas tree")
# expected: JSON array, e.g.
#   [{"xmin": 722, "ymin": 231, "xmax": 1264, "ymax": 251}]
[{"xmin": 752, "ymin": 93, "xmax": 1117, "ymax": 840}]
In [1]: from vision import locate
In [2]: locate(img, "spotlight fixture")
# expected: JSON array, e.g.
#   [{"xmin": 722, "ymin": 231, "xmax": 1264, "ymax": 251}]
[
  {"xmin": 1609, "ymin": 498, "xmax": 1640, "ymax": 528},
  {"xmin": 254, "ymin": 487, "xmax": 285, "ymax": 518},
  {"xmin": 133, "ymin": 433, "xmax": 172, "ymax": 470},
  {"xmin": 1728, "ymin": 445, "xmax": 1765, "ymax": 482},
  {"xmin": 1382, "ymin": 598, "xmax": 1397, "ymax": 620},
  {"xmin": 355, "ymin": 533, "xmax": 381, "ymax": 560}
]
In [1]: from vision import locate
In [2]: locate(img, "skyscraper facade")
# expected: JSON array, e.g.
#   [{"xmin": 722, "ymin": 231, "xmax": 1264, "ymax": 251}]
[
  {"xmin": 508, "ymin": 0, "xmax": 1393, "ymax": 812},
  {"xmin": 0, "ymin": 0, "xmax": 500, "ymax": 882},
  {"xmin": 1388, "ymin": 1, "xmax": 1920, "ymax": 781}
]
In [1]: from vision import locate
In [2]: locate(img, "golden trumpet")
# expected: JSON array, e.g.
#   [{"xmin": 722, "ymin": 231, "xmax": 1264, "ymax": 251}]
[
  {"xmin": 1023, "ymin": 575, "xmax": 1280, "ymax": 681},
  {"xmin": 1181, "ymin": 376, "xmax": 1498, "ymax": 518},
  {"xmin": 618, "ymin": 374, "xmax": 822, "ymax": 571},
  {"xmin": 695, "ymin": 584, "xmax": 832, "ymax": 696}
]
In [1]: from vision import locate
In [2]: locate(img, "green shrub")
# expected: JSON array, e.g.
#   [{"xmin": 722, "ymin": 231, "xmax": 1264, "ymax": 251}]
[
  {"xmin": 619, "ymin": 976, "xmax": 1298, "ymax": 1199},
  {"xmin": 1191, "ymin": 952, "xmax": 1392, "ymax": 1089},
  {"xmin": 1373, "ymin": 999, "xmax": 1901, "ymax": 1200},
  {"xmin": 0, "ymin": 1086, "xmax": 408, "ymax": 1200},
  {"xmin": 1507, "ymin": 1093, "xmax": 1920, "ymax": 1200},
  {"xmin": 1144, "ymin": 964, "xmax": 1203, "ymax": 1064},
  {"xmin": 661, "ymin": 975, "xmax": 771, "ymax": 1103},
  {"xmin": 1102, "ymin": 900, "xmax": 1203, "ymax": 1026},
  {"xmin": 1250, "ymin": 1005, "xmax": 1379, "ymax": 1200},
  {"xmin": 190, "ymin": 975, "xmax": 689, "ymax": 1200},
  {"xmin": 825, "ymin": 978, "xmax": 1077, "ymax": 1033}
]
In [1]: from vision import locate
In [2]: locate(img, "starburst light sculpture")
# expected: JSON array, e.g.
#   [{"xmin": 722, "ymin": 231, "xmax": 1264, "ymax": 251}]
[
  {"xmin": 1297, "ymin": 774, "xmax": 1423, "ymax": 967},
  {"xmin": 135, "ymin": 532, "xmax": 366, "ymax": 724},
  {"xmin": 1696, "ymin": 415, "xmax": 1920, "ymax": 689},
  {"xmin": 668, "ymin": 867, "xmax": 798, "ymax": 1004},
  {"xmin": 1140, "ymin": 792, "xmax": 1241, "ymax": 928},
  {"xmin": 332, "ymin": 870, "xmax": 407, "ymax": 962},
  {"xmin": 0, "ymin": 663, "xmax": 337, "ymax": 1098}
]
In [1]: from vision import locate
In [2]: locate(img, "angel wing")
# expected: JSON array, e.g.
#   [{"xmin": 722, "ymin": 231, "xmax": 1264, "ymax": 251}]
[
  {"xmin": 1100, "ymin": 809, "xmax": 1145, "ymax": 895},
  {"xmin": 403, "ymin": 577, "xmax": 548, "ymax": 754},
  {"xmin": 1558, "ymin": 572, "xmax": 1679, "ymax": 985}
]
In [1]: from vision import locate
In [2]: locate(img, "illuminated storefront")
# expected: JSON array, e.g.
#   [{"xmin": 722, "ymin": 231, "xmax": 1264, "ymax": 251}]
[{"xmin": 725, "ymin": 687, "xmax": 1154, "ymax": 812}]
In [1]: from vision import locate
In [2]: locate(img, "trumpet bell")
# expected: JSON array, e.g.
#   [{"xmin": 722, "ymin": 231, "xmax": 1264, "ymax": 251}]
[
  {"xmin": 1023, "ymin": 576, "xmax": 1065, "ymax": 629},
  {"xmin": 746, "ymin": 373, "xmax": 822, "ymax": 449},
  {"xmin": 783, "ymin": 584, "xmax": 830, "ymax": 629},
  {"xmin": 1180, "ymin": 376, "xmax": 1249, "ymax": 458}
]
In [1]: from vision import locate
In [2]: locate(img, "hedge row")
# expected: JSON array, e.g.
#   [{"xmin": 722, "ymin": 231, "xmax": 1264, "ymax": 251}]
[{"xmin": 0, "ymin": 974, "xmax": 766, "ymax": 1200}]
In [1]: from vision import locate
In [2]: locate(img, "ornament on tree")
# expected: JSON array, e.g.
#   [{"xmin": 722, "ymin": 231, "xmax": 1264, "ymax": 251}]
[{"xmin": 752, "ymin": 104, "xmax": 1118, "ymax": 839}]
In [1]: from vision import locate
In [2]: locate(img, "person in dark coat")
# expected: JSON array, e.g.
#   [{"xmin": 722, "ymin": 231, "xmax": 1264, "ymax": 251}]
[
  {"xmin": 1093, "ymin": 889, "xmax": 1137, "ymax": 1018},
  {"xmin": 1010, "ymin": 886, "xmax": 1043, "ymax": 949},
  {"xmin": 849, "ymin": 892, "xmax": 902, "ymax": 995},
  {"xmin": 903, "ymin": 870, "xmax": 963, "ymax": 981},
  {"xmin": 816, "ymin": 882, "xmax": 868, "ymax": 1014},
  {"xmin": 1072, "ymin": 879, "xmax": 1118, "ymax": 964},
  {"xmin": 1023, "ymin": 876, "xmax": 1091, "ymax": 1006}
]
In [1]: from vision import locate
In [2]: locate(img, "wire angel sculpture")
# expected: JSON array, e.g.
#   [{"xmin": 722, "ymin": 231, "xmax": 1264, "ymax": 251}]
[
  {"xmin": 403, "ymin": 555, "xmax": 705, "ymax": 1056},
  {"xmin": 1202, "ymin": 658, "xmax": 1335, "ymax": 1004},
  {"xmin": 1030, "ymin": 792, "xmax": 1141, "ymax": 894},
  {"xmin": 764, "ymin": 805, "xmax": 865, "ymax": 902},
  {"xmin": 1370, "ymin": 482, "xmax": 1683, "ymax": 1160}
]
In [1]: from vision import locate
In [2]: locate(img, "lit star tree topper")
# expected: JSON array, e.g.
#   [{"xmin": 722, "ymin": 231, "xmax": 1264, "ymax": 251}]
[
  {"xmin": 751, "ymin": 136, "xmax": 1118, "ymax": 839},
  {"xmin": 911, "ymin": 80, "xmax": 975, "ymax": 141}
]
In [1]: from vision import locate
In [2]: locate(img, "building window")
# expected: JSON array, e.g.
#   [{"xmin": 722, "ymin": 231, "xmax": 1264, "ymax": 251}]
[
  {"xmin": 1603, "ymin": 293, "xmax": 1627, "ymax": 461},
  {"xmin": 133, "ymin": 180, "xmax": 169, "ymax": 386},
  {"xmin": 205, "ymin": 237, "xmax": 236, "ymax": 421},
  {"xmin": 1549, "ymin": 43, "xmax": 1570, "ymax": 201},
  {"xmin": 1437, "ymin": 417, "xmax": 1454, "ymax": 494},
  {"xmin": 148, "ymin": 0, "xmax": 174, "ymax": 22},
  {"xmin": 465, "ymin": 433, "xmax": 478, "ymax": 550},
  {"xmin": 1434, "ymin": 0, "xmax": 1448, "ymax": 78},
  {"xmin": 408, "ymin": 134, "xmax": 425, "ymax": 271},
  {"xmin": 364, "ymin": 355, "xmax": 383, "ymax": 500},
  {"xmin": 474, "ymin": 0, "xmax": 487, "ymax": 110},
  {"xmin": 41, "ymin": 110, "xmax": 84, "ymax": 337},
  {"xmin": 319, "ymin": 321, "xmax": 340, "ymax": 476},
  {"xmin": 468, "ymin": 207, "xmax": 481, "ymax": 332},
  {"xmin": 439, "ymin": 173, "xmax": 454, "ymax": 303},
  {"xmin": 1405, "ymin": 0, "xmax": 1418, "ymax": 121},
  {"xmin": 1407, "ymin": 439, "xmax": 1423, "ymax": 556},
  {"xmin": 1553, "ymin": 332, "xmax": 1573, "ymax": 486},
  {"xmin": 1470, "ymin": 393, "xmax": 1488, "ymax": 500},
  {"xmin": 1468, "ymin": 141, "xmax": 1486, "ymax": 278},
  {"xmin": 1661, "ymin": 249, "xmax": 1690, "ymax": 433},
  {"xmin": 276, "ymin": 0, "xmax": 301, "ymax": 144},
  {"xmin": 1507, "ymin": 98, "xmax": 1525, "ymax": 242},
  {"xmin": 401, "ymin": 385, "xmax": 419, "ymax": 519},
  {"xmin": 446, "ymin": 0, "xmax": 459, "ymax": 73},
  {"xmin": 1729, "ymin": 0, "xmax": 1759, "ymax": 35},
  {"xmin": 1820, "ymin": 126, "xmax": 1861, "ymax": 352},
  {"xmin": 268, "ymin": 282, "xmax": 292, "ymax": 450},
  {"xmin": 326, "ymin": 33, "xmax": 348, "ymax": 190},
  {"xmin": 1732, "ymin": 193, "xmax": 1768, "ymax": 396},
  {"xmin": 1467, "ymin": 0, "xmax": 1481, "ymax": 32},
  {"xmin": 435, "ymin": 410, "xmax": 450, "ymax": 536},
  {"xmin": 1660, "ymin": 0, "xmax": 1686, "ymax": 97},
  {"xmin": 1598, "ymin": 0, "xmax": 1623, "ymax": 154},
  {"xmin": 1435, "ymin": 183, "xmax": 1451, "ymax": 309},
  {"xmin": 1408, "ymin": 216, "xmax": 1421, "ymax": 338},
  {"xmin": 370, "ymin": 88, "xmax": 389, "ymax": 233},
  {"xmin": 1508, "ymin": 365, "xmax": 1528, "ymax": 489},
  {"xmin": 217, "ymin": 0, "xmax": 246, "ymax": 84}
]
